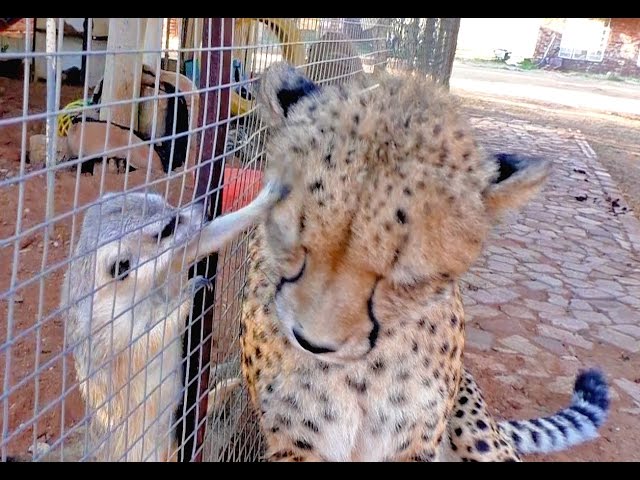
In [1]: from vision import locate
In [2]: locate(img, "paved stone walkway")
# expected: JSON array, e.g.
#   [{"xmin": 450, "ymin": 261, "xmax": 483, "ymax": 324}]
[{"xmin": 461, "ymin": 115, "xmax": 640, "ymax": 461}]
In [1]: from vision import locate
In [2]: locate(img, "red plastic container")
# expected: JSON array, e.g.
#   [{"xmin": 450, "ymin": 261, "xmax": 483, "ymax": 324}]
[{"xmin": 220, "ymin": 166, "xmax": 264, "ymax": 214}]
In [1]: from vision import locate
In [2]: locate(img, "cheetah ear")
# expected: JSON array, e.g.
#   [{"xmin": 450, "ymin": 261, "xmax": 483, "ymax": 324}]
[
  {"xmin": 483, "ymin": 153, "xmax": 551, "ymax": 217},
  {"xmin": 186, "ymin": 181, "xmax": 289, "ymax": 261},
  {"xmin": 257, "ymin": 61, "xmax": 319, "ymax": 127}
]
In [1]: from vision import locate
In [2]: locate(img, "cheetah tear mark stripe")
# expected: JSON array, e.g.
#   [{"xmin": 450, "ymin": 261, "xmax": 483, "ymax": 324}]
[{"xmin": 497, "ymin": 369, "xmax": 609, "ymax": 455}]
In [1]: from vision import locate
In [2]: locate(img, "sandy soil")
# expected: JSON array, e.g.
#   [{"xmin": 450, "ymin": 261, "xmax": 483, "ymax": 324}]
[{"xmin": 451, "ymin": 62, "xmax": 640, "ymax": 221}]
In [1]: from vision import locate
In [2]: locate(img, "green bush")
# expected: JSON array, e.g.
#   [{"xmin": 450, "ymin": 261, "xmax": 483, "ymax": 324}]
[{"xmin": 518, "ymin": 58, "xmax": 538, "ymax": 70}]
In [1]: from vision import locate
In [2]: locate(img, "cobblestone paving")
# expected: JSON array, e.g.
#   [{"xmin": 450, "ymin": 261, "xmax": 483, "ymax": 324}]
[{"xmin": 461, "ymin": 116, "xmax": 640, "ymax": 461}]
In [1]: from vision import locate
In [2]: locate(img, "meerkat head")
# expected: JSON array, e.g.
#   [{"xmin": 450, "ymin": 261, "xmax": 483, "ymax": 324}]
[
  {"xmin": 62, "ymin": 192, "xmax": 204, "ymax": 334},
  {"xmin": 62, "ymin": 184, "xmax": 286, "ymax": 353}
]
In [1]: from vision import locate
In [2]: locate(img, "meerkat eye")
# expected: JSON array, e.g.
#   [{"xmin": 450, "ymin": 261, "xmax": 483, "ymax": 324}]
[
  {"xmin": 110, "ymin": 259, "xmax": 130, "ymax": 280},
  {"xmin": 157, "ymin": 217, "xmax": 178, "ymax": 241}
]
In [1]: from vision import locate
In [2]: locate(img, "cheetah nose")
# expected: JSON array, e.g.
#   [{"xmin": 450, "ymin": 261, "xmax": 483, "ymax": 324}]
[{"xmin": 292, "ymin": 328, "xmax": 336, "ymax": 355}]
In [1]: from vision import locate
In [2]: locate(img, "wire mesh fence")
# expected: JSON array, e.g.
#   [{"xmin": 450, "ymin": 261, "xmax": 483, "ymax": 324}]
[{"xmin": 0, "ymin": 17, "xmax": 460, "ymax": 462}]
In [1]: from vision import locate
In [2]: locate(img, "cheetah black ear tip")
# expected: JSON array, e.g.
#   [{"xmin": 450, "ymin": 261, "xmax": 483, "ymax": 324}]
[
  {"xmin": 492, "ymin": 152, "xmax": 552, "ymax": 185},
  {"xmin": 259, "ymin": 62, "xmax": 319, "ymax": 120},
  {"xmin": 276, "ymin": 69, "xmax": 318, "ymax": 118},
  {"xmin": 484, "ymin": 153, "xmax": 551, "ymax": 215}
]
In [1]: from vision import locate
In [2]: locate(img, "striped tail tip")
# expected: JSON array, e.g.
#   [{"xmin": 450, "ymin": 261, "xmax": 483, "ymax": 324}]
[{"xmin": 498, "ymin": 368, "xmax": 610, "ymax": 456}]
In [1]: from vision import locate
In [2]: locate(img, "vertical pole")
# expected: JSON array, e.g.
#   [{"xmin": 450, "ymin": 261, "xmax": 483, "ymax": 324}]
[
  {"xmin": 30, "ymin": 18, "xmax": 37, "ymax": 83},
  {"xmin": 178, "ymin": 17, "xmax": 233, "ymax": 463},
  {"xmin": 163, "ymin": 18, "xmax": 171, "ymax": 68},
  {"xmin": 143, "ymin": 18, "xmax": 163, "ymax": 72},
  {"xmin": 181, "ymin": 18, "xmax": 192, "ymax": 66},
  {"xmin": 99, "ymin": 18, "xmax": 145, "ymax": 129},
  {"xmin": 44, "ymin": 18, "xmax": 57, "ymax": 236},
  {"xmin": 81, "ymin": 18, "xmax": 89, "ymax": 85}
]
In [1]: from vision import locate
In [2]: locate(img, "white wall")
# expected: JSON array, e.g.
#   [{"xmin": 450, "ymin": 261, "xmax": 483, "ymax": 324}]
[
  {"xmin": 0, "ymin": 19, "xmax": 109, "ymax": 87},
  {"xmin": 456, "ymin": 18, "xmax": 542, "ymax": 62},
  {"xmin": 32, "ymin": 33, "xmax": 107, "ymax": 88}
]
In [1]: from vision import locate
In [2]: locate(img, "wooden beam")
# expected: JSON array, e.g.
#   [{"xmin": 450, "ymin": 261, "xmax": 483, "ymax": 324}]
[
  {"xmin": 142, "ymin": 17, "xmax": 163, "ymax": 73},
  {"xmin": 99, "ymin": 18, "xmax": 145, "ymax": 129},
  {"xmin": 178, "ymin": 17, "xmax": 233, "ymax": 463}
]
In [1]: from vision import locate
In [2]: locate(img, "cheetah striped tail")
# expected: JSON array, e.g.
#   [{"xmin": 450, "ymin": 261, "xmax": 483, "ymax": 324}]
[{"xmin": 497, "ymin": 369, "xmax": 610, "ymax": 455}]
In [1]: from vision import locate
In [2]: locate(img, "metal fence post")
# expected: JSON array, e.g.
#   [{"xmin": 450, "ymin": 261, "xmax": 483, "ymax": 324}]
[{"xmin": 176, "ymin": 17, "xmax": 233, "ymax": 463}]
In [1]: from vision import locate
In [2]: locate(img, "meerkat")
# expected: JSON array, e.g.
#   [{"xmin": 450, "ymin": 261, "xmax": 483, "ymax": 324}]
[{"xmin": 57, "ymin": 182, "xmax": 283, "ymax": 462}]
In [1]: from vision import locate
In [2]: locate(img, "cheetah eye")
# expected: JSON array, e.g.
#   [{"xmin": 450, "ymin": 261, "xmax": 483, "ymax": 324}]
[
  {"xmin": 110, "ymin": 260, "xmax": 130, "ymax": 280},
  {"xmin": 275, "ymin": 248, "xmax": 307, "ymax": 294}
]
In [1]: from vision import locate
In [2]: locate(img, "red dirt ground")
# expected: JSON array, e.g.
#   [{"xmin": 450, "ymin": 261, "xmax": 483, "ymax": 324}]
[{"xmin": 0, "ymin": 76, "xmax": 261, "ymax": 457}]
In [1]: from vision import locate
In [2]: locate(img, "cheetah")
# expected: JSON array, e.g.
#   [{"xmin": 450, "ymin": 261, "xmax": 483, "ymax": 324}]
[{"xmin": 238, "ymin": 62, "xmax": 610, "ymax": 462}]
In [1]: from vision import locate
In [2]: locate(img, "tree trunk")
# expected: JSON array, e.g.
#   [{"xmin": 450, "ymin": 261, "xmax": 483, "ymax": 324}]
[
  {"xmin": 389, "ymin": 18, "xmax": 460, "ymax": 87},
  {"xmin": 437, "ymin": 18, "xmax": 460, "ymax": 87}
]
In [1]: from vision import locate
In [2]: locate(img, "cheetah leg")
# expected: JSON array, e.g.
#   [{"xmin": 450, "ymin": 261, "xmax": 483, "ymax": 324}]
[
  {"xmin": 445, "ymin": 368, "xmax": 521, "ymax": 462},
  {"xmin": 266, "ymin": 449, "xmax": 326, "ymax": 462},
  {"xmin": 262, "ymin": 428, "xmax": 327, "ymax": 462}
]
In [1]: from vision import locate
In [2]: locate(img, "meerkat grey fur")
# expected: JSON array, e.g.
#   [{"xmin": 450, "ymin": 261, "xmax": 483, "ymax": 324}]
[{"xmin": 60, "ymin": 181, "xmax": 282, "ymax": 462}]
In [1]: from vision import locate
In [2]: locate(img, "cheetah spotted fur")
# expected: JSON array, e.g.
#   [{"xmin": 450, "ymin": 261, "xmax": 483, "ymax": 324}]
[{"xmin": 238, "ymin": 62, "xmax": 610, "ymax": 462}]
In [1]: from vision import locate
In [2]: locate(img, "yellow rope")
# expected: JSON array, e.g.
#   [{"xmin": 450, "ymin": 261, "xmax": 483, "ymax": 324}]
[{"xmin": 57, "ymin": 99, "xmax": 89, "ymax": 137}]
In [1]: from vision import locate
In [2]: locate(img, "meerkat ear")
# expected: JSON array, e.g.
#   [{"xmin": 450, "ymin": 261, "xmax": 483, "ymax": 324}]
[
  {"xmin": 483, "ymin": 153, "xmax": 551, "ymax": 217},
  {"xmin": 257, "ymin": 61, "xmax": 319, "ymax": 127},
  {"xmin": 186, "ymin": 181, "xmax": 290, "ymax": 261}
]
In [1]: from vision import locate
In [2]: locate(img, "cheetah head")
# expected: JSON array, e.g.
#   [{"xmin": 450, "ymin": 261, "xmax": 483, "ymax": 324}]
[{"xmin": 257, "ymin": 62, "xmax": 550, "ymax": 364}]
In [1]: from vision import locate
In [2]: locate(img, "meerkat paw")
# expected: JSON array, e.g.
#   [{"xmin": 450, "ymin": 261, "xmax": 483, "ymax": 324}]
[{"xmin": 188, "ymin": 275, "xmax": 214, "ymax": 294}]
